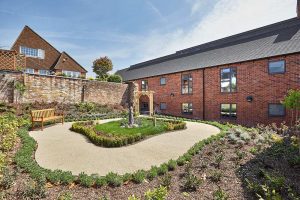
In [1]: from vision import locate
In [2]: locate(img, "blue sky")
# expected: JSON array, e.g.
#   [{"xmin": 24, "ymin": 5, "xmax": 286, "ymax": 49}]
[{"xmin": 0, "ymin": 0, "xmax": 296, "ymax": 77}]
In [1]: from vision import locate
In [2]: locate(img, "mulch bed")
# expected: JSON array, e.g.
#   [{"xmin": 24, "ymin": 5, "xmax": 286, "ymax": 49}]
[{"xmin": 2, "ymin": 134, "xmax": 300, "ymax": 200}]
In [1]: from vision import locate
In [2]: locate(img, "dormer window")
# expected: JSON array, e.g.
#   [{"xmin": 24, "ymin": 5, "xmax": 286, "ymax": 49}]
[{"xmin": 20, "ymin": 46, "xmax": 45, "ymax": 59}]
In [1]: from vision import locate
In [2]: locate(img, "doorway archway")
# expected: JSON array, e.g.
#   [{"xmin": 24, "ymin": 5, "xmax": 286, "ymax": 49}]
[{"xmin": 134, "ymin": 91, "xmax": 154, "ymax": 116}]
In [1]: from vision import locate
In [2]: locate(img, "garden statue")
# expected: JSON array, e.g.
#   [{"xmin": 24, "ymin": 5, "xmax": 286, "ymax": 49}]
[{"xmin": 128, "ymin": 104, "xmax": 134, "ymax": 127}]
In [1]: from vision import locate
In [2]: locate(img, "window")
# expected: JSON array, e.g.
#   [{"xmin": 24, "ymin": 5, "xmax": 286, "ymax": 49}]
[
  {"xmin": 182, "ymin": 74, "xmax": 192, "ymax": 94},
  {"xmin": 62, "ymin": 70, "xmax": 80, "ymax": 78},
  {"xmin": 268, "ymin": 60, "xmax": 285, "ymax": 74},
  {"xmin": 269, "ymin": 104, "xmax": 285, "ymax": 116},
  {"xmin": 24, "ymin": 68, "xmax": 35, "ymax": 74},
  {"xmin": 221, "ymin": 104, "xmax": 237, "ymax": 118},
  {"xmin": 39, "ymin": 69, "xmax": 50, "ymax": 75},
  {"xmin": 160, "ymin": 77, "xmax": 166, "ymax": 85},
  {"xmin": 20, "ymin": 46, "xmax": 44, "ymax": 59},
  {"xmin": 141, "ymin": 80, "xmax": 148, "ymax": 91},
  {"xmin": 221, "ymin": 68, "xmax": 237, "ymax": 93},
  {"xmin": 160, "ymin": 102, "xmax": 167, "ymax": 110},
  {"xmin": 182, "ymin": 103, "xmax": 193, "ymax": 114}
]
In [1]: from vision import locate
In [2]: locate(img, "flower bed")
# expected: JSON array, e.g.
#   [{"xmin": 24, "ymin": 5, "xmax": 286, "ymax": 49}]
[{"xmin": 70, "ymin": 118, "xmax": 186, "ymax": 148}]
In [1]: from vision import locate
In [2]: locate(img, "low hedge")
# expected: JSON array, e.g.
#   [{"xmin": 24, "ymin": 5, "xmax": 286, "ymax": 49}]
[
  {"xmin": 15, "ymin": 115, "xmax": 229, "ymax": 188},
  {"xmin": 70, "ymin": 119, "xmax": 186, "ymax": 148}
]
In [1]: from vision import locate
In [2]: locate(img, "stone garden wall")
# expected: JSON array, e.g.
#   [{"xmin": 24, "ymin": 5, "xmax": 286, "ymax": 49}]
[{"xmin": 0, "ymin": 71, "xmax": 132, "ymax": 106}]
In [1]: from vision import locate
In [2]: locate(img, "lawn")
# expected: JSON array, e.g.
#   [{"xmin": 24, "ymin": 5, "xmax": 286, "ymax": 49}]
[
  {"xmin": 94, "ymin": 118, "xmax": 167, "ymax": 137},
  {"xmin": 71, "ymin": 117, "xmax": 186, "ymax": 147}
]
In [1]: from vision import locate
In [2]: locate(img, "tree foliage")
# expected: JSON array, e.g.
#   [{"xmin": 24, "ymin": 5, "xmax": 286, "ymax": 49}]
[
  {"xmin": 283, "ymin": 89, "xmax": 300, "ymax": 125},
  {"xmin": 107, "ymin": 74, "xmax": 122, "ymax": 83},
  {"xmin": 92, "ymin": 56, "xmax": 113, "ymax": 80}
]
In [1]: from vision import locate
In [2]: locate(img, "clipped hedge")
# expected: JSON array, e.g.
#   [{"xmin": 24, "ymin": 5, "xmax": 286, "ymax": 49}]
[
  {"xmin": 15, "ymin": 115, "xmax": 229, "ymax": 188},
  {"xmin": 70, "ymin": 119, "xmax": 186, "ymax": 148}
]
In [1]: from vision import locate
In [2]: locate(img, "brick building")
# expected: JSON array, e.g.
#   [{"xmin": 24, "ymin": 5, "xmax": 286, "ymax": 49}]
[
  {"xmin": 118, "ymin": 3, "xmax": 300, "ymax": 126},
  {"xmin": 6, "ymin": 26, "xmax": 87, "ymax": 78}
]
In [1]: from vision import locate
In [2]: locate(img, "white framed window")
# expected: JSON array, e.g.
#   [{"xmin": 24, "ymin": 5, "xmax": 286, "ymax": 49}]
[
  {"xmin": 62, "ymin": 70, "xmax": 80, "ymax": 78},
  {"xmin": 160, "ymin": 77, "xmax": 166, "ymax": 85},
  {"xmin": 182, "ymin": 103, "xmax": 193, "ymax": 114},
  {"xmin": 20, "ymin": 46, "xmax": 45, "ymax": 59},
  {"xmin": 24, "ymin": 68, "xmax": 35, "ymax": 74},
  {"xmin": 39, "ymin": 69, "xmax": 50, "ymax": 75},
  {"xmin": 38, "ymin": 49, "xmax": 45, "ymax": 59},
  {"xmin": 221, "ymin": 103, "xmax": 237, "ymax": 118}
]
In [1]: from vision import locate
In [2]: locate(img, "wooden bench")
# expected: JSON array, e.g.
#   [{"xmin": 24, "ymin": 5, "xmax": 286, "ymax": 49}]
[{"xmin": 31, "ymin": 108, "xmax": 64, "ymax": 131}]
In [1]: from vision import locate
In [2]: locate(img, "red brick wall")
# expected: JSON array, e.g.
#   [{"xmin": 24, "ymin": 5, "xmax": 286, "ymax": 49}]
[
  {"xmin": 134, "ymin": 53, "xmax": 300, "ymax": 126},
  {"xmin": 136, "ymin": 69, "xmax": 204, "ymax": 119}
]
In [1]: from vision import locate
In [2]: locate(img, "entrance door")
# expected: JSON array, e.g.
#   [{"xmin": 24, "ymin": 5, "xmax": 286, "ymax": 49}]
[{"xmin": 140, "ymin": 102, "xmax": 149, "ymax": 114}]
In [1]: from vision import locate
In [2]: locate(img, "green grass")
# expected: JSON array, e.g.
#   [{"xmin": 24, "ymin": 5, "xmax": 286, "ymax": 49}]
[{"xmin": 94, "ymin": 118, "xmax": 167, "ymax": 138}]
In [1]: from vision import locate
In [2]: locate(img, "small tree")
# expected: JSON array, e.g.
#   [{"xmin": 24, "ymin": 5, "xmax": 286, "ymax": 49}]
[
  {"xmin": 283, "ymin": 89, "xmax": 300, "ymax": 154},
  {"xmin": 282, "ymin": 89, "xmax": 300, "ymax": 126},
  {"xmin": 107, "ymin": 74, "xmax": 122, "ymax": 83},
  {"xmin": 92, "ymin": 56, "xmax": 113, "ymax": 81}
]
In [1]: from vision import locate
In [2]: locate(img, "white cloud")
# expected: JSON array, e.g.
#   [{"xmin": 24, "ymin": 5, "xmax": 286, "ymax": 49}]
[
  {"xmin": 133, "ymin": 0, "xmax": 296, "ymax": 62},
  {"xmin": 187, "ymin": 0, "xmax": 205, "ymax": 16},
  {"xmin": 146, "ymin": 0, "xmax": 166, "ymax": 21}
]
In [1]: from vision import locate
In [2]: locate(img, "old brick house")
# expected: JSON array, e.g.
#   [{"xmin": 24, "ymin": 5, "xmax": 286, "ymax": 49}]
[
  {"xmin": 9, "ymin": 26, "xmax": 87, "ymax": 78},
  {"xmin": 118, "ymin": 3, "xmax": 300, "ymax": 126}
]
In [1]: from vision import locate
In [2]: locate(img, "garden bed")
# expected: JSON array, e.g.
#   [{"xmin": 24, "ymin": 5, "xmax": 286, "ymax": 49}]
[
  {"xmin": 1, "ymin": 114, "xmax": 299, "ymax": 200},
  {"xmin": 70, "ymin": 117, "xmax": 186, "ymax": 147}
]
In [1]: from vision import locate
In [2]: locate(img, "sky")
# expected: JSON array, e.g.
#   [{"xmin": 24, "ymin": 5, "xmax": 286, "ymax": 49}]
[{"xmin": 0, "ymin": 0, "xmax": 297, "ymax": 77}]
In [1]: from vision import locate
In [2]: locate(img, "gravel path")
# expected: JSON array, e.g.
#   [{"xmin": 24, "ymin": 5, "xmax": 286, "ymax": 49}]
[{"xmin": 29, "ymin": 119, "xmax": 220, "ymax": 176}]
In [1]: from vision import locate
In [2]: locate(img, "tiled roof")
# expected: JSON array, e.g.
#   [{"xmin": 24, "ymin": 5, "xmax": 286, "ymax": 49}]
[
  {"xmin": 117, "ymin": 17, "xmax": 300, "ymax": 81},
  {"xmin": 11, "ymin": 26, "xmax": 87, "ymax": 73},
  {"xmin": 53, "ymin": 52, "xmax": 87, "ymax": 73}
]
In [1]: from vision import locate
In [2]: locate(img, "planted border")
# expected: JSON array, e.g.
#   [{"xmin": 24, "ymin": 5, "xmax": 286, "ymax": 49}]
[
  {"xmin": 14, "ymin": 115, "xmax": 229, "ymax": 188},
  {"xmin": 70, "ymin": 118, "xmax": 186, "ymax": 148}
]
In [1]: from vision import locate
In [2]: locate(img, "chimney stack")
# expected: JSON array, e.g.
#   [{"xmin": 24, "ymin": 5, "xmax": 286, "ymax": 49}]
[{"xmin": 297, "ymin": 0, "xmax": 300, "ymax": 18}]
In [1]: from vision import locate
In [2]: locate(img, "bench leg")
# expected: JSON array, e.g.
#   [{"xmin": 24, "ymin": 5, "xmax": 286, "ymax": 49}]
[
  {"xmin": 32, "ymin": 121, "xmax": 34, "ymax": 131},
  {"xmin": 41, "ymin": 121, "xmax": 44, "ymax": 131},
  {"xmin": 62, "ymin": 118, "xmax": 64, "ymax": 125}
]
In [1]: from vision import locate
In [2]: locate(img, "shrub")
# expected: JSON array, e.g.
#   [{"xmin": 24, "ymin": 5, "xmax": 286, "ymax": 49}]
[
  {"xmin": 107, "ymin": 74, "xmax": 122, "ymax": 83},
  {"xmin": 177, "ymin": 156, "xmax": 186, "ymax": 166},
  {"xmin": 210, "ymin": 170, "xmax": 223, "ymax": 183},
  {"xmin": 0, "ymin": 152, "xmax": 6, "ymax": 171},
  {"xmin": 144, "ymin": 186, "xmax": 168, "ymax": 200},
  {"xmin": 147, "ymin": 166, "xmax": 158, "ymax": 181},
  {"xmin": 240, "ymin": 132, "xmax": 251, "ymax": 142},
  {"xmin": 214, "ymin": 153, "xmax": 224, "ymax": 168},
  {"xmin": 122, "ymin": 173, "xmax": 132, "ymax": 182},
  {"xmin": 47, "ymin": 169, "xmax": 62, "ymax": 185},
  {"xmin": 105, "ymin": 172, "xmax": 123, "ymax": 187},
  {"xmin": 128, "ymin": 195, "xmax": 140, "ymax": 200},
  {"xmin": 78, "ymin": 172, "xmax": 94, "ymax": 187},
  {"xmin": 132, "ymin": 170, "xmax": 146, "ymax": 184},
  {"xmin": 58, "ymin": 192, "xmax": 72, "ymax": 200},
  {"xmin": 60, "ymin": 171, "xmax": 75, "ymax": 185},
  {"xmin": 0, "ymin": 168, "xmax": 16, "ymax": 189},
  {"xmin": 249, "ymin": 147, "xmax": 258, "ymax": 155},
  {"xmin": 167, "ymin": 159, "xmax": 177, "ymax": 171},
  {"xmin": 213, "ymin": 188, "xmax": 229, "ymax": 200},
  {"xmin": 94, "ymin": 176, "xmax": 107, "ymax": 187},
  {"xmin": 235, "ymin": 150, "xmax": 247, "ymax": 160},
  {"xmin": 22, "ymin": 178, "xmax": 46, "ymax": 199},
  {"xmin": 157, "ymin": 164, "xmax": 168, "ymax": 176},
  {"xmin": 160, "ymin": 174, "xmax": 172, "ymax": 189},
  {"xmin": 182, "ymin": 172, "xmax": 202, "ymax": 191}
]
